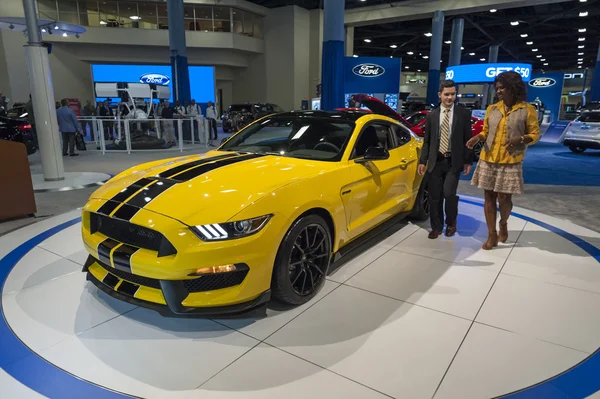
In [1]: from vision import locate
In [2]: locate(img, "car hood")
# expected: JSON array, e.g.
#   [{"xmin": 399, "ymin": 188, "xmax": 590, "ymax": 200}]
[
  {"xmin": 352, "ymin": 94, "xmax": 412, "ymax": 127},
  {"xmin": 90, "ymin": 151, "xmax": 335, "ymax": 225}
]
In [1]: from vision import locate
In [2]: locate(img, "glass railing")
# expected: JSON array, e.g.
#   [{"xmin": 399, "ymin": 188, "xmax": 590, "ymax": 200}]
[{"xmin": 37, "ymin": 0, "xmax": 264, "ymax": 38}]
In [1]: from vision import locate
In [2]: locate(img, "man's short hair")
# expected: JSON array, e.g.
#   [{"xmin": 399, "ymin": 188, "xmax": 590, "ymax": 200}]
[
  {"xmin": 439, "ymin": 80, "xmax": 457, "ymax": 92},
  {"xmin": 60, "ymin": 98, "xmax": 68, "ymax": 106}
]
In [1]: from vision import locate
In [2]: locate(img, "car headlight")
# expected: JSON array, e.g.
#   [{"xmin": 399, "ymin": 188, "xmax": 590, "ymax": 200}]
[{"xmin": 191, "ymin": 214, "xmax": 272, "ymax": 241}]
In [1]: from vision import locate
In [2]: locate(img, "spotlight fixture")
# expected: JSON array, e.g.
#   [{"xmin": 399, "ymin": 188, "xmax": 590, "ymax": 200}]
[
  {"xmin": 520, "ymin": 34, "xmax": 528, "ymax": 38},
  {"xmin": 541, "ymin": 58, "xmax": 546, "ymax": 61},
  {"xmin": 578, "ymin": 65, "xmax": 583, "ymax": 68},
  {"xmin": 579, "ymin": 11, "xmax": 588, "ymax": 17},
  {"xmin": 424, "ymin": 32, "xmax": 432, "ymax": 37},
  {"xmin": 353, "ymin": 54, "xmax": 358, "ymax": 58},
  {"xmin": 578, "ymin": 37, "xmax": 586, "ymax": 41},
  {"xmin": 510, "ymin": 21, "xmax": 519, "ymax": 26},
  {"xmin": 54, "ymin": 25, "xmax": 59, "ymax": 29},
  {"xmin": 578, "ymin": 58, "xmax": 584, "ymax": 61},
  {"xmin": 62, "ymin": 32, "xmax": 67, "ymax": 37},
  {"xmin": 417, "ymin": 69, "xmax": 422, "ymax": 72},
  {"xmin": 526, "ymin": 41, "xmax": 533, "ymax": 45},
  {"xmin": 390, "ymin": 44, "xmax": 397, "ymax": 48},
  {"xmin": 579, "ymin": 45, "xmax": 585, "ymax": 49},
  {"xmin": 390, "ymin": 56, "xmax": 393, "ymax": 58},
  {"xmin": 461, "ymin": 47, "xmax": 464, "ymax": 50},
  {"xmin": 579, "ymin": 28, "xmax": 587, "ymax": 32},
  {"xmin": 405, "ymin": 66, "xmax": 409, "ymax": 69},
  {"xmin": 544, "ymin": 63, "xmax": 549, "ymax": 66},
  {"xmin": 407, "ymin": 51, "xmax": 414, "ymax": 55},
  {"xmin": 364, "ymin": 39, "xmax": 371, "ymax": 43},
  {"xmin": 445, "ymin": 40, "xmax": 451, "ymax": 44},
  {"xmin": 536, "ymin": 55, "xmax": 542, "ymax": 58},
  {"xmin": 532, "ymin": 48, "xmax": 538, "ymax": 52},
  {"xmin": 480, "ymin": 58, "xmax": 486, "ymax": 61},
  {"xmin": 578, "ymin": 61, "xmax": 583, "ymax": 64},
  {"xmin": 469, "ymin": 52, "xmax": 476, "ymax": 56},
  {"xmin": 578, "ymin": 52, "xmax": 584, "ymax": 55},
  {"xmin": 423, "ymin": 55, "xmax": 429, "ymax": 59},
  {"xmin": 41, "ymin": 28, "xmax": 46, "ymax": 33}
]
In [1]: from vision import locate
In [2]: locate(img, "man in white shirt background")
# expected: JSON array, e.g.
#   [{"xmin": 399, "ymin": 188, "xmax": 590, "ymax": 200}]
[
  {"xmin": 187, "ymin": 99, "xmax": 202, "ymax": 142},
  {"xmin": 205, "ymin": 101, "xmax": 218, "ymax": 145}
]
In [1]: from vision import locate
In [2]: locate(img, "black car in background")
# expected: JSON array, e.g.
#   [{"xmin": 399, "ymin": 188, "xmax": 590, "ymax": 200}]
[
  {"xmin": 221, "ymin": 102, "xmax": 284, "ymax": 132},
  {"xmin": 0, "ymin": 116, "xmax": 37, "ymax": 155}
]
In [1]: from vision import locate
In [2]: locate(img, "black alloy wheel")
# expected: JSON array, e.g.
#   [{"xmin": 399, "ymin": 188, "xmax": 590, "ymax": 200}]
[
  {"xmin": 272, "ymin": 214, "xmax": 332, "ymax": 305},
  {"xmin": 409, "ymin": 179, "xmax": 430, "ymax": 221},
  {"xmin": 569, "ymin": 145, "xmax": 586, "ymax": 154}
]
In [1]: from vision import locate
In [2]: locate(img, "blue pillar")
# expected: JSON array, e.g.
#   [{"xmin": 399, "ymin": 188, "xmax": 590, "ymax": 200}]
[
  {"xmin": 321, "ymin": 0, "xmax": 345, "ymax": 111},
  {"xmin": 448, "ymin": 18, "xmax": 464, "ymax": 67},
  {"xmin": 426, "ymin": 10, "xmax": 444, "ymax": 105},
  {"xmin": 590, "ymin": 42, "xmax": 600, "ymax": 102},
  {"xmin": 167, "ymin": 0, "xmax": 191, "ymax": 104}
]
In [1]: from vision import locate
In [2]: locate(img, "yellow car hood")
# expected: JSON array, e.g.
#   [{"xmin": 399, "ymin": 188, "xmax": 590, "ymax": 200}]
[{"xmin": 91, "ymin": 151, "xmax": 334, "ymax": 225}]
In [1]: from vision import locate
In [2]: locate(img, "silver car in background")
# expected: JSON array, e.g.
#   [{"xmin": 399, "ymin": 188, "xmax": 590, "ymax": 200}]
[{"xmin": 563, "ymin": 111, "xmax": 600, "ymax": 154}]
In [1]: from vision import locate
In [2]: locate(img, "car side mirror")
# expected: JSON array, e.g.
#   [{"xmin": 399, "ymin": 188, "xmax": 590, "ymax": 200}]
[{"xmin": 356, "ymin": 146, "xmax": 389, "ymax": 162}]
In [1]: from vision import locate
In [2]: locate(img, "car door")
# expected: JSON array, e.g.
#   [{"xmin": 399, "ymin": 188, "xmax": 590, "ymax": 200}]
[
  {"xmin": 390, "ymin": 123, "xmax": 421, "ymax": 206},
  {"xmin": 341, "ymin": 121, "xmax": 403, "ymax": 239}
]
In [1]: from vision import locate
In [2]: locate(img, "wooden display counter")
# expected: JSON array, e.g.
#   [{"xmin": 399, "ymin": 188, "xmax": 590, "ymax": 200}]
[{"xmin": 0, "ymin": 140, "xmax": 37, "ymax": 221}]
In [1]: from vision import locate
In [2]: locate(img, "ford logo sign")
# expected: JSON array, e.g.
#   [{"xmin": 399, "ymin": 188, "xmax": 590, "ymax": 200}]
[
  {"xmin": 352, "ymin": 63, "xmax": 385, "ymax": 78},
  {"xmin": 139, "ymin": 73, "xmax": 171, "ymax": 85},
  {"xmin": 529, "ymin": 77, "xmax": 556, "ymax": 88}
]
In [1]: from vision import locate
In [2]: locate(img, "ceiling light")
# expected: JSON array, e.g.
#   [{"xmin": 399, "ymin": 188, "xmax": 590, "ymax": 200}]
[
  {"xmin": 364, "ymin": 39, "xmax": 371, "ymax": 43},
  {"xmin": 461, "ymin": 47, "xmax": 464, "ymax": 50},
  {"xmin": 445, "ymin": 40, "xmax": 451, "ymax": 44},
  {"xmin": 390, "ymin": 56, "xmax": 393, "ymax": 58},
  {"xmin": 424, "ymin": 32, "xmax": 433, "ymax": 37},
  {"xmin": 407, "ymin": 51, "xmax": 414, "ymax": 55},
  {"xmin": 405, "ymin": 66, "xmax": 409, "ymax": 69},
  {"xmin": 490, "ymin": 9, "xmax": 497, "ymax": 12},
  {"xmin": 578, "ymin": 61, "xmax": 583, "ymax": 64},
  {"xmin": 520, "ymin": 34, "xmax": 528, "ymax": 38},
  {"xmin": 511, "ymin": 21, "xmax": 519, "ymax": 26},
  {"xmin": 532, "ymin": 48, "xmax": 538, "ymax": 52},
  {"xmin": 578, "ymin": 58, "xmax": 584, "ymax": 61},
  {"xmin": 423, "ymin": 55, "xmax": 429, "ymax": 59},
  {"xmin": 578, "ymin": 52, "xmax": 584, "ymax": 55},
  {"xmin": 62, "ymin": 32, "xmax": 67, "ymax": 37},
  {"xmin": 536, "ymin": 55, "xmax": 542, "ymax": 58},
  {"xmin": 130, "ymin": 15, "xmax": 141, "ymax": 20},
  {"xmin": 580, "ymin": 0, "xmax": 587, "ymax": 2},
  {"xmin": 480, "ymin": 58, "xmax": 486, "ymax": 61},
  {"xmin": 541, "ymin": 59, "xmax": 546, "ymax": 61},
  {"xmin": 544, "ymin": 63, "xmax": 549, "ymax": 66},
  {"xmin": 41, "ymin": 28, "xmax": 46, "ymax": 33},
  {"xmin": 417, "ymin": 69, "xmax": 422, "ymax": 72},
  {"xmin": 579, "ymin": 45, "xmax": 585, "ymax": 48},
  {"xmin": 353, "ymin": 54, "xmax": 358, "ymax": 58},
  {"xmin": 579, "ymin": 11, "xmax": 588, "ymax": 17},
  {"xmin": 390, "ymin": 44, "xmax": 397, "ymax": 48},
  {"xmin": 54, "ymin": 25, "xmax": 58, "ymax": 29},
  {"xmin": 578, "ymin": 37, "xmax": 586, "ymax": 41},
  {"xmin": 578, "ymin": 65, "xmax": 583, "ymax": 68},
  {"xmin": 526, "ymin": 41, "xmax": 533, "ymax": 45},
  {"xmin": 469, "ymin": 52, "xmax": 475, "ymax": 56},
  {"xmin": 579, "ymin": 28, "xmax": 587, "ymax": 32}
]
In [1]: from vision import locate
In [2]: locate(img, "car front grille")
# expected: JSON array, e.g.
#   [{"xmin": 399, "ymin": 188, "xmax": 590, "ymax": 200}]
[
  {"xmin": 97, "ymin": 260, "xmax": 162, "ymax": 289},
  {"xmin": 89, "ymin": 212, "xmax": 176, "ymax": 256},
  {"xmin": 184, "ymin": 270, "xmax": 249, "ymax": 293}
]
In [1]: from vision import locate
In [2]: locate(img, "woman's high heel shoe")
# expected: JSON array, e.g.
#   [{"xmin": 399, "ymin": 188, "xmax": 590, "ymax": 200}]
[
  {"xmin": 499, "ymin": 222, "xmax": 508, "ymax": 243},
  {"xmin": 482, "ymin": 231, "xmax": 498, "ymax": 250}
]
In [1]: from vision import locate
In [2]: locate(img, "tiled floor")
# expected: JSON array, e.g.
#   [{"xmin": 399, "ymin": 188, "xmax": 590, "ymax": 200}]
[{"xmin": 1, "ymin": 201, "xmax": 600, "ymax": 398}]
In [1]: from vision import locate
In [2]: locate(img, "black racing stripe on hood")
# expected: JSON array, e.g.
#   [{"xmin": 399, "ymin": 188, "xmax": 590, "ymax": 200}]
[
  {"xmin": 125, "ymin": 179, "xmax": 178, "ymax": 209},
  {"xmin": 170, "ymin": 153, "xmax": 266, "ymax": 182},
  {"xmin": 97, "ymin": 178, "xmax": 154, "ymax": 215},
  {"xmin": 158, "ymin": 154, "xmax": 238, "ymax": 179}
]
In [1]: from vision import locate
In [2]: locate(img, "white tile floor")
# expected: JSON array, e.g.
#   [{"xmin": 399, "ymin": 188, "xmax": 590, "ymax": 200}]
[{"xmin": 1, "ymin": 201, "xmax": 600, "ymax": 399}]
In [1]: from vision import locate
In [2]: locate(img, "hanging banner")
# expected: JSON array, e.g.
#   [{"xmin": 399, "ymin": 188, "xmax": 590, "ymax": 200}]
[
  {"xmin": 344, "ymin": 56, "xmax": 402, "ymax": 94},
  {"xmin": 527, "ymin": 72, "xmax": 565, "ymax": 123},
  {"xmin": 445, "ymin": 63, "xmax": 532, "ymax": 84}
]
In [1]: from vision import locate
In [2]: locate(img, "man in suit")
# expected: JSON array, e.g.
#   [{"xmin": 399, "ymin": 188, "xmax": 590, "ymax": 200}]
[{"xmin": 418, "ymin": 80, "xmax": 473, "ymax": 239}]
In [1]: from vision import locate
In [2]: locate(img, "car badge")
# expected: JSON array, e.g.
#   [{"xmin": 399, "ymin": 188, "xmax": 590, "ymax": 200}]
[
  {"xmin": 528, "ymin": 77, "xmax": 556, "ymax": 88},
  {"xmin": 139, "ymin": 73, "xmax": 171, "ymax": 85},
  {"xmin": 352, "ymin": 63, "xmax": 385, "ymax": 78}
]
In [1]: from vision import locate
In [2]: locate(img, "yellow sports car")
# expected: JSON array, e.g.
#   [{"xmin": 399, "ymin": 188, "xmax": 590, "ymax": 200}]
[{"xmin": 81, "ymin": 109, "xmax": 429, "ymax": 316}]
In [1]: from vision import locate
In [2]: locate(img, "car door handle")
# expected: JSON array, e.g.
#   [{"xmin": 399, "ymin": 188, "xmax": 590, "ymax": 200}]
[{"xmin": 400, "ymin": 158, "xmax": 408, "ymax": 164}]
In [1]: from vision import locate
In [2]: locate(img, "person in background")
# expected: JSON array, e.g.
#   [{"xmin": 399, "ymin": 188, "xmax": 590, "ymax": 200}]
[
  {"xmin": 161, "ymin": 101, "xmax": 177, "ymax": 148},
  {"xmin": 82, "ymin": 100, "xmax": 96, "ymax": 140},
  {"xmin": 466, "ymin": 71, "xmax": 540, "ymax": 250},
  {"xmin": 56, "ymin": 98, "xmax": 82, "ymax": 156},
  {"xmin": 205, "ymin": 101, "xmax": 218, "ymax": 145},
  {"xmin": 25, "ymin": 95, "xmax": 38, "ymax": 147},
  {"xmin": 187, "ymin": 99, "xmax": 202, "ymax": 142}
]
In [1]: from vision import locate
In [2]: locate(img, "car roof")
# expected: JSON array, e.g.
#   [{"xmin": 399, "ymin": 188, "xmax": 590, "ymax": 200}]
[{"xmin": 273, "ymin": 110, "xmax": 368, "ymax": 122}]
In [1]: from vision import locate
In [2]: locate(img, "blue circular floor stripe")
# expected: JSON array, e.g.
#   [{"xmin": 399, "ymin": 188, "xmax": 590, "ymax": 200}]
[
  {"xmin": 0, "ymin": 216, "xmax": 134, "ymax": 399},
  {"xmin": 0, "ymin": 204, "xmax": 599, "ymax": 398}
]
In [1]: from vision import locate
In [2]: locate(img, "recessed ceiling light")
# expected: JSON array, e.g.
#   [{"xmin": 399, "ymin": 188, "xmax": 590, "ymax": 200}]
[
  {"xmin": 423, "ymin": 55, "xmax": 429, "ymax": 59},
  {"xmin": 541, "ymin": 58, "xmax": 546, "ymax": 61},
  {"xmin": 390, "ymin": 56, "xmax": 393, "ymax": 58},
  {"xmin": 417, "ymin": 69, "xmax": 422, "ymax": 72},
  {"xmin": 461, "ymin": 47, "xmax": 464, "ymax": 50},
  {"xmin": 578, "ymin": 61, "xmax": 583, "ymax": 64},
  {"xmin": 580, "ymin": 0, "xmax": 587, "ymax": 2},
  {"xmin": 353, "ymin": 55, "xmax": 358, "ymax": 58},
  {"xmin": 579, "ymin": 28, "xmax": 587, "ymax": 32},
  {"xmin": 407, "ymin": 51, "xmax": 414, "ymax": 55},
  {"xmin": 532, "ymin": 48, "xmax": 538, "ymax": 52},
  {"xmin": 578, "ymin": 58, "xmax": 584, "ymax": 61},
  {"xmin": 544, "ymin": 63, "xmax": 549, "ymax": 66},
  {"xmin": 526, "ymin": 41, "xmax": 533, "ymax": 45},
  {"xmin": 445, "ymin": 40, "xmax": 452, "ymax": 44},
  {"xmin": 511, "ymin": 21, "xmax": 519, "ymax": 26},
  {"xmin": 490, "ymin": 9, "xmax": 497, "ymax": 12},
  {"xmin": 480, "ymin": 58, "xmax": 486, "ymax": 61},
  {"xmin": 130, "ymin": 15, "xmax": 141, "ymax": 20},
  {"xmin": 578, "ymin": 65, "xmax": 583, "ymax": 68},
  {"xmin": 469, "ymin": 52, "xmax": 476, "ymax": 56},
  {"xmin": 62, "ymin": 32, "xmax": 67, "ymax": 37},
  {"xmin": 364, "ymin": 39, "xmax": 371, "ymax": 43},
  {"xmin": 578, "ymin": 37, "xmax": 586, "ymax": 41},
  {"xmin": 579, "ymin": 45, "xmax": 585, "ymax": 49},
  {"xmin": 390, "ymin": 44, "xmax": 397, "ymax": 48},
  {"xmin": 405, "ymin": 66, "xmax": 409, "ymax": 69},
  {"xmin": 578, "ymin": 52, "xmax": 584, "ymax": 55},
  {"xmin": 360, "ymin": 0, "xmax": 366, "ymax": 2},
  {"xmin": 579, "ymin": 11, "xmax": 588, "ymax": 17},
  {"xmin": 536, "ymin": 55, "xmax": 542, "ymax": 58},
  {"xmin": 424, "ymin": 32, "xmax": 433, "ymax": 37},
  {"xmin": 520, "ymin": 34, "xmax": 528, "ymax": 38}
]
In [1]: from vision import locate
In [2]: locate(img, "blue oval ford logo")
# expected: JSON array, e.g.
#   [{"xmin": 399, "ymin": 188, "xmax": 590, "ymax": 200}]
[
  {"xmin": 352, "ymin": 63, "xmax": 385, "ymax": 78},
  {"xmin": 528, "ymin": 77, "xmax": 556, "ymax": 88},
  {"xmin": 139, "ymin": 73, "xmax": 171, "ymax": 85}
]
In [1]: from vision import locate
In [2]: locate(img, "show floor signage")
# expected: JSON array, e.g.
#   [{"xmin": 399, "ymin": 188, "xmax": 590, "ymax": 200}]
[
  {"xmin": 445, "ymin": 63, "xmax": 532, "ymax": 84},
  {"xmin": 527, "ymin": 72, "xmax": 565, "ymax": 123},
  {"xmin": 344, "ymin": 56, "xmax": 401, "ymax": 94}
]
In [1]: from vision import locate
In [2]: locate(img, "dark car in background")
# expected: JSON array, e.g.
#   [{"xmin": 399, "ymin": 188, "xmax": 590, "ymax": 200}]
[
  {"xmin": 0, "ymin": 116, "xmax": 37, "ymax": 155},
  {"xmin": 222, "ymin": 102, "xmax": 284, "ymax": 132}
]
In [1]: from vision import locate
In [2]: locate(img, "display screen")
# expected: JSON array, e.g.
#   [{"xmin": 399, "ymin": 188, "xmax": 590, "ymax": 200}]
[
  {"xmin": 91, "ymin": 64, "xmax": 215, "ymax": 104},
  {"xmin": 445, "ymin": 63, "xmax": 532, "ymax": 84}
]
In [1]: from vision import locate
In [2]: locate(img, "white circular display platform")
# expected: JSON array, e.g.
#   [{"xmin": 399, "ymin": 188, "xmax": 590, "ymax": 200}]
[
  {"xmin": 31, "ymin": 172, "xmax": 111, "ymax": 193},
  {"xmin": 1, "ymin": 196, "xmax": 600, "ymax": 399}
]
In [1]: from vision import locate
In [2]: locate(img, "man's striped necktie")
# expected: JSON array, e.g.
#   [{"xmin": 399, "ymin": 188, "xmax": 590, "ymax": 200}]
[{"xmin": 440, "ymin": 108, "xmax": 450, "ymax": 153}]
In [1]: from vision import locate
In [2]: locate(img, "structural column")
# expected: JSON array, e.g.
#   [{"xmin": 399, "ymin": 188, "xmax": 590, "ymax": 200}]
[
  {"xmin": 482, "ymin": 44, "xmax": 499, "ymax": 108},
  {"xmin": 167, "ymin": 0, "xmax": 191, "ymax": 104},
  {"xmin": 426, "ymin": 10, "xmax": 444, "ymax": 105},
  {"xmin": 320, "ymin": 0, "xmax": 345, "ymax": 110},
  {"xmin": 448, "ymin": 18, "xmax": 464, "ymax": 67},
  {"xmin": 22, "ymin": 0, "xmax": 64, "ymax": 181},
  {"xmin": 590, "ymin": 42, "xmax": 600, "ymax": 102}
]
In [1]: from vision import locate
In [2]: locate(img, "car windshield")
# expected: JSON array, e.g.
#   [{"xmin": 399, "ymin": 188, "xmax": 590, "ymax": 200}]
[{"xmin": 220, "ymin": 116, "xmax": 355, "ymax": 161}]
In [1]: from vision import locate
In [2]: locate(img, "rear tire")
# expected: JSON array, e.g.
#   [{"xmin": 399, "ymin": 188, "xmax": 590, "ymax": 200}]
[
  {"xmin": 409, "ymin": 179, "xmax": 430, "ymax": 221},
  {"xmin": 569, "ymin": 145, "xmax": 586, "ymax": 153},
  {"xmin": 272, "ymin": 214, "xmax": 332, "ymax": 306}
]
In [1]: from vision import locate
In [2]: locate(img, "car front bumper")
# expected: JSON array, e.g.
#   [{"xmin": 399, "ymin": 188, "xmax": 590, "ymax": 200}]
[{"xmin": 563, "ymin": 137, "xmax": 600, "ymax": 149}]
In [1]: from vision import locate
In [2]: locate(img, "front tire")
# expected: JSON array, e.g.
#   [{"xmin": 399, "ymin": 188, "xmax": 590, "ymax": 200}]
[
  {"xmin": 409, "ymin": 179, "xmax": 430, "ymax": 221},
  {"xmin": 272, "ymin": 214, "xmax": 332, "ymax": 306},
  {"xmin": 569, "ymin": 145, "xmax": 586, "ymax": 153}
]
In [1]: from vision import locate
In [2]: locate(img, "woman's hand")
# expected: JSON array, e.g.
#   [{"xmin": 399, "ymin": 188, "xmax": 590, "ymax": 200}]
[
  {"xmin": 502, "ymin": 136, "xmax": 523, "ymax": 148},
  {"xmin": 466, "ymin": 135, "xmax": 482, "ymax": 149}
]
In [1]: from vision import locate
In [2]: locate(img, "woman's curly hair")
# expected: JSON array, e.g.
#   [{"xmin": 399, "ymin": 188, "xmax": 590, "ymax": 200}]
[{"xmin": 494, "ymin": 71, "xmax": 527, "ymax": 102}]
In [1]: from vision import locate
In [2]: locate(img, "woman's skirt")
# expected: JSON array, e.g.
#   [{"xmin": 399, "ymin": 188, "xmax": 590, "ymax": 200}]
[{"xmin": 471, "ymin": 160, "xmax": 524, "ymax": 194}]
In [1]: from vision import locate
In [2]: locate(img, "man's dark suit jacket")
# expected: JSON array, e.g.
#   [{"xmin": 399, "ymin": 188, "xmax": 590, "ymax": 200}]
[{"xmin": 418, "ymin": 104, "xmax": 474, "ymax": 173}]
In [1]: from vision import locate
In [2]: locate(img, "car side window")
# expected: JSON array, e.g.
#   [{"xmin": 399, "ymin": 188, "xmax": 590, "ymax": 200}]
[
  {"xmin": 392, "ymin": 124, "xmax": 412, "ymax": 147},
  {"xmin": 352, "ymin": 123, "xmax": 393, "ymax": 158}
]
